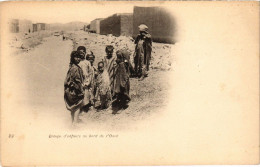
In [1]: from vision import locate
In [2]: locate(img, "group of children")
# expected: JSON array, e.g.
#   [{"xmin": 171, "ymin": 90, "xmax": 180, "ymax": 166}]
[
  {"xmin": 64, "ymin": 24, "xmax": 152, "ymax": 123},
  {"xmin": 64, "ymin": 45, "xmax": 131, "ymax": 123}
]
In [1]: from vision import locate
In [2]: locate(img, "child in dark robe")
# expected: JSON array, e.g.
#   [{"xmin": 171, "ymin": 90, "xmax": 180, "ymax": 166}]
[
  {"xmin": 64, "ymin": 51, "xmax": 84, "ymax": 123},
  {"xmin": 113, "ymin": 50, "xmax": 131, "ymax": 108}
]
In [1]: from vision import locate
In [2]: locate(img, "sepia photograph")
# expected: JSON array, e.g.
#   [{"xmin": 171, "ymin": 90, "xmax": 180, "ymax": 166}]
[
  {"xmin": 5, "ymin": 3, "xmax": 175, "ymax": 130},
  {"xmin": 0, "ymin": 1, "xmax": 259, "ymax": 166}
]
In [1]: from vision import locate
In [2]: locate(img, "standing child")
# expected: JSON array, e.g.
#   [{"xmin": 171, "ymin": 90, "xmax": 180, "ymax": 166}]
[
  {"xmin": 77, "ymin": 46, "xmax": 93, "ymax": 112},
  {"xmin": 64, "ymin": 51, "xmax": 84, "ymax": 123},
  {"xmin": 86, "ymin": 51, "xmax": 97, "ymax": 105},
  {"xmin": 103, "ymin": 45, "xmax": 117, "ymax": 97},
  {"xmin": 134, "ymin": 24, "xmax": 152, "ymax": 80},
  {"xmin": 94, "ymin": 61, "xmax": 112, "ymax": 110},
  {"xmin": 113, "ymin": 50, "xmax": 131, "ymax": 108}
]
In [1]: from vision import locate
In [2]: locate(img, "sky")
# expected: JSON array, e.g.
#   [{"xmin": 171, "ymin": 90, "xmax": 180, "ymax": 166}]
[{"xmin": 0, "ymin": 2, "xmax": 167, "ymax": 24}]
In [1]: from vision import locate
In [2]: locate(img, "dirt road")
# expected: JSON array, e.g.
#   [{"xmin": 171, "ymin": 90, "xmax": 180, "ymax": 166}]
[{"xmin": 6, "ymin": 34, "xmax": 172, "ymax": 131}]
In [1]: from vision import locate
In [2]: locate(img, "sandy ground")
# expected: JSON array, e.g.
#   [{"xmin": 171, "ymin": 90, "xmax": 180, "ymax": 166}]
[
  {"xmin": 2, "ymin": 4, "xmax": 258, "ymax": 165},
  {"xmin": 6, "ymin": 33, "xmax": 174, "ymax": 132}
]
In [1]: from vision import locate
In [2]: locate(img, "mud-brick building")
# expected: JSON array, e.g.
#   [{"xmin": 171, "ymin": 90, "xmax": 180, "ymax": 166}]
[
  {"xmin": 19, "ymin": 20, "xmax": 33, "ymax": 33},
  {"xmin": 9, "ymin": 19, "xmax": 33, "ymax": 33},
  {"xmin": 133, "ymin": 6, "xmax": 176, "ymax": 44},
  {"xmin": 100, "ymin": 13, "xmax": 133, "ymax": 37},
  {"xmin": 36, "ymin": 23, "xmax": 46, "ymax": 31},
  {"xmin": 33, "ymin": 24, "xmax": 37, "ymax": 32},
  {"xmin": 9, "ymin": 19, "xmax": 19, "ymax": 33},
  {"xmin": 90, "ymin": 18, "xmax": 103, "ymax": 33}
]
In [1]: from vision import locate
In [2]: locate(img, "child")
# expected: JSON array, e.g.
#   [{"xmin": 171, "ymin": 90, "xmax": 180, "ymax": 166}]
[
  {"xmin": 134, "ymin": 24, "xmax": 152, "ymax": 80},
  {"xmin": 94, "ymin": 61, "xmax": 112, "ymax": 110},
  {"xmin": 103, "ymin": 45, "xmax": 117, "ymax": 97},
  {"xmin": 77, "ymin": 46, "xmax": 93, "ymax": 112},
  {"xmin": 64, "ymin": 51, "xmax": 84, "ymax": 123},
  {"xmin": 85, "ymin": 51, "xmax": 97, "ymax": 105},
  {"xmin": 113, "ymin": 50, "xmax": 131, "ymax": 108}
]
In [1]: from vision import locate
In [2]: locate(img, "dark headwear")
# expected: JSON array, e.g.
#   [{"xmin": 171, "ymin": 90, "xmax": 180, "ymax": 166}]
[
  {"xmin": 105, "ymin": 45, "xmax": 114, "ymax": 52},
  {"xmin": 77, "ymin": 46, "xmax": 86, "ymax": 53},
  {"xmin": 70, "ymin": 51, "xmax": 80, "ymax": 65},
  {"xmin": 86, "ymin": 51, "xmax": 95, "ymax": 60}
]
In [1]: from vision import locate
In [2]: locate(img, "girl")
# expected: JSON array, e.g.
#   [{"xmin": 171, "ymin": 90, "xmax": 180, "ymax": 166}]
[{"xmin": 64, "ymin": 51, "xmax": 84, "ymax": 123}]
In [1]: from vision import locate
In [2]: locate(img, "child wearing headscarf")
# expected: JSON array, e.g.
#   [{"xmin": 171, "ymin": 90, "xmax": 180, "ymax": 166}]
[{"xmin": 134, "ymin": 24, "xmax": 152, "ymax": 80}]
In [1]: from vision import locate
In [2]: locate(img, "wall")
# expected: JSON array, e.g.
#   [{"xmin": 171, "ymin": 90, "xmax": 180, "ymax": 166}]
[
  {"xmin": 120, "ymin": 14, "xmax": 133, "ymax": 36},
  {"xmin": 33, "ymin": 24, "xmax": 37, "ymax": 32},
  {"xmin": 19, "ymin": 20, "xmax": 32, "ymax": 33},
  {"xmin": 40, "ymin": 23, "xmax": 46, "ymax": 30},
  {"xmin": 100, "ymin": 14, "xmax": 121, "ymax": 36},
  {"xmin": 90, "ymin": 19, "xmax": 102, "ymax": 33},
  {"xmin": 9, "ymin": 19, "xmax": 19, "ymax": 33},
  {"xmin": 100, "ymin": 13, "xmax": 132, "ymax": 37},
  {"xmin": 133, "ymin": 6, "xmax": 176, "ymax": 44}
]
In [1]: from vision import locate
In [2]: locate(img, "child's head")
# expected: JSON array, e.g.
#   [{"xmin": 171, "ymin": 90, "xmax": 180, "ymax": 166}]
[
  {"xmin": 70, "ymin": 51, "xmax": 81, "ymax": 65},
  {"xmin": 138, "ymin": 24, "xmax": 148, "ymax": 36},
  {"xmin": 105, "ymin": 45, "xmax": 114, "ymax": 58},
  {"xmin": 98, "ymin": 61, "xmax": 104, "ymax": 73},
  {"xmin": 116, "ymin": 50, "xmax": 124, "ymax": 64},
  {"xmin": 86, "ymin": 51, "xmax": 95, "ymax": 65},
  {"xmin": 77, "ymin": 46, "xmax": 86, "ymax": 59}
]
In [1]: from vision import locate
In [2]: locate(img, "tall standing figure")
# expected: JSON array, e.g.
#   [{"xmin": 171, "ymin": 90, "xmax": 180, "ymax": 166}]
[
  {"xmin": 64, "ymin": 51, "xmax": 84, "ymax": 123},
  {"xmin": 134, "ymin": 24, "xmax": 152, "ymax": 80},
  {"xmin": 103, "ymin": 45, "xmax": 117, "ymax": 97}
]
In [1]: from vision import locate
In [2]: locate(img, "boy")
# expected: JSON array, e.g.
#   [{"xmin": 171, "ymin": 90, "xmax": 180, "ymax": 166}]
[
  {"xmin": 86, "ymin": 51, "xmax": 97, "ymax": 103},
  {"xmin": 77, "ymin": 46, "xmax": 93, "ymax": 110},
  {"xmin": 94, "ymin": 61, "xmax": 112, "ymax": 110},
  {"xmin": 103, "ymin": 45, "xmax": 117, "ymax": 97}
]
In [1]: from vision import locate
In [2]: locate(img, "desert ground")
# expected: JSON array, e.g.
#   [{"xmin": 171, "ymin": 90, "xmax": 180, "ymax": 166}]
[
  {"xmin": 6, "ymin": 31, "xmax": 175, "ymax": 131},
  {"xmin": 2, "ymin": 4, "xmax": 258, "ymax": 165}
]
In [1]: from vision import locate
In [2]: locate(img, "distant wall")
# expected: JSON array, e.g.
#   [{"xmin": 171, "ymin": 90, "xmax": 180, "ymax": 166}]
[
  {"xmin": 120, "ymin": 14, "xmax": 133, "ymax": 36},
  {"xmin": 100, "ymin": 14, "xmax": 121, "ymax": 36},
  {"xmin": 100, "ymin": 14, "xmax": 133, "ymax": 37},
  {"xmin": 90, "ymin": 19, "xmax": 102, "ymax": 33},
  {"xmin": 133, "ymin": 6, "xmax": 176, "ymax": 44},
  {"xmin": 40, "ymin": 23, "xmax": 46, "ymax": 30},
  {"xmin": 33, "ymin": 24, "xmax": 37, "ymax": 32},
  {"xmin": 19, "ymin": 20, "xmax": 32, "ymax": 33}
]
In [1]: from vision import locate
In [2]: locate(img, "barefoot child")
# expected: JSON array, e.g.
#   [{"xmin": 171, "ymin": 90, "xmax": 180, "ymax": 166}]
[
  {"xmin": 78, "ymin": 47, "xmax": 94, "ymax": 112},
  {"xmin": 113, "ymin": 50, "xmax": 131, "ymax": 108},
  {"xmin": 64, "ymin": 51, "xmax": 84, "ymax": 123},
  {"xmin": 94, "ymin": 61, "xmax": 112, "ymax": 110}
]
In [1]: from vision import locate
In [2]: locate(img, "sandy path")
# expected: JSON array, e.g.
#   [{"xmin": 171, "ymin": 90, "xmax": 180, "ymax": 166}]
[
  {"xmin": 5, "ymin": 34, "xmax": 172, "ymax": 132},
  {"xmin": 6, "ymin": 35, "xmax": 74, "ymax": 131}
]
